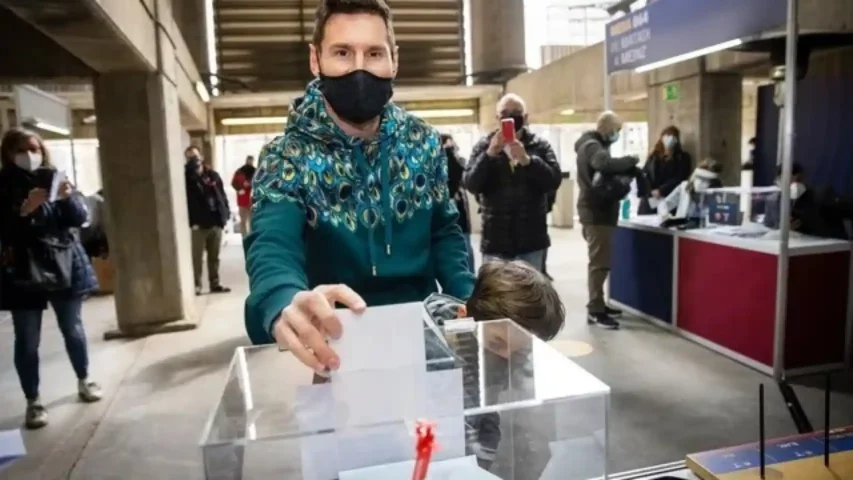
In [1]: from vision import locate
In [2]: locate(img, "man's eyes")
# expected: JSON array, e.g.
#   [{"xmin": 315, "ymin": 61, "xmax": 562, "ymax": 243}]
[{"xmin": 330, "ymin": 50, "xmax": 385, "ymax": 58}]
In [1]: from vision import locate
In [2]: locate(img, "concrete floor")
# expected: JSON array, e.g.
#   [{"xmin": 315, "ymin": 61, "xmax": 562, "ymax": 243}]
[{"xmin": 1, "ymin": 229, "xmax": 851, "ymax": 480}]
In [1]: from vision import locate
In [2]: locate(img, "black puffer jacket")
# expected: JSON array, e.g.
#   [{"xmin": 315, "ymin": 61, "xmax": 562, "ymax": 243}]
[{"xmin": 464, "ymin": 129, "xmax": 561, "ymax": 256}]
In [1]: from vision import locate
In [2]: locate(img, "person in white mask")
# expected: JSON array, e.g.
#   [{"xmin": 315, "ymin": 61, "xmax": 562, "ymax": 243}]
[
  {"xmin": 658, "ymin": 159, "xmax": 723, "ymax": 222},
  {"xmin": 0, "ymin": 127, "xmax": 102, "ymax": 430},
  {"xmin": 766, "ymin": 162, "xmax": 826, "ymax": 236},
  {"xmin": 638, "ymin": 126, "xmax": 692, "ymax": 214}
]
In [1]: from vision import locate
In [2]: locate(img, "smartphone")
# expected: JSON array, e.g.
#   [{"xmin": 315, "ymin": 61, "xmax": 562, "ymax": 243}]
[
  {"xmin": 501, "ymin": 118, "xmax": 516, "ymax": 143},
  {"xmin": 33, "ymin": 167, "xmax": 55, "ymax": 190},
  {"xmin": 33, "ymin": 168, "xmax": 66, "ymax": 202}
]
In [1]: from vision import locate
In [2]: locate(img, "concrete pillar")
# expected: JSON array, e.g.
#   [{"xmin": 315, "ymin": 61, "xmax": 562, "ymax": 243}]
[
  {"xmin": 647, "ymin": 64, "xmax": 743, "ymax": 185},
  {"xmin": 94, "ymin": 72, "xmax": 197, "ymax": 337},
  {"xmin": 469, "ymin": 0, "xmax": 527, "ymax": 83},
  {"xmin": 477, "ymin": 91, "xmax": 501, "ymax": 132}
]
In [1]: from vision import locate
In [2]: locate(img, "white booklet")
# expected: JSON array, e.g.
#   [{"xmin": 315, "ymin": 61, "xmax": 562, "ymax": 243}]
[
  {"xmin": 48, "ymin": 170, "xmax": 67, "ymax": 202},
  {"xmin": 0, "ymin": 429, "xmax": 26, "ymax": 471}
]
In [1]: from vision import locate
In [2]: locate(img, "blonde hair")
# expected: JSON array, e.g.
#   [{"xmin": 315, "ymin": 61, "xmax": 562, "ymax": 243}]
[
  {"xmin": 0, "ymin": 127, "xmax": 52, "ymax": 168},
  {"xmin": 686, "ymin": 158, "xmax": 722, "ymax": 196},
  {"xmin": 466, "ymin": 260, "xmax": 565, "ymax": 341}
]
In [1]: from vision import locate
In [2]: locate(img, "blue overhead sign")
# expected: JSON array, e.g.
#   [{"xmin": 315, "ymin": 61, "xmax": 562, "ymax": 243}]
[{"xmin": 605, "ymin": 0, "xmax": 787, "ymax": 75}]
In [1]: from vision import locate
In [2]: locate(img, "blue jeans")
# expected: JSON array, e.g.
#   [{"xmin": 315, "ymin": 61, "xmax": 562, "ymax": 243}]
[
  {"xmin": 12, "ymin": 295, "xmax": 89, "ymax": 400},
  {"xmin": 482, "ymin": 249, "xmax": 546, "ymax": 273}
]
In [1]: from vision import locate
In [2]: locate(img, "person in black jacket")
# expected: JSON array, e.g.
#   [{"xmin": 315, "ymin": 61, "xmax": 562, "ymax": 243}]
[
  {"xmin": 464, "ymin": 94, "xmax": 562, "ymax": 273},
  {"xmin": 440, "ymin": 133, "xmax": 474, "ymax": 272},
  {"xmin": 638, "ymin": 125, "xmax": 692, "ymax": 214},
  {"xmin": 185, "ymin": 146, "xmax": 231, "ymax": 295},
  {"xmin": 764, "ymin": 163, "xmax": 828, "ymax": 237},
  {"xmin": 575, "ymin": 111, "xmax": 640, "ymax": 329},
  {"xmin": 0, "ymin": 128, "xmax": 102, "ymax": 430}
]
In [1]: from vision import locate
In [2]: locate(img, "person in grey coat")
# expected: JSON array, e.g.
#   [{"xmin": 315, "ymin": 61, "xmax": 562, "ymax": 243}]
[{"xmin": 575, "ymin": 111, "xmax": 640, "ymax": 330}]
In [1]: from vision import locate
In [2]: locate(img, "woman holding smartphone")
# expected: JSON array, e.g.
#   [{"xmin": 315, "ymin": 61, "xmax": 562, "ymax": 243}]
[{"xmin": 0, "ymin": 127, "xmax": 102, "ymax": 430}]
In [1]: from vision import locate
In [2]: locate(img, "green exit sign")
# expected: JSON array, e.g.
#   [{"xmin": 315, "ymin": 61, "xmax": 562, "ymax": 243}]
[{"xmin": 664, "ymin": 83, "xmax": 680, "ymax": 101}]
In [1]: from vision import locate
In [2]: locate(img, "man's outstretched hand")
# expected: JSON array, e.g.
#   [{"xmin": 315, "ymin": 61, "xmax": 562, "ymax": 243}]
[{"xmin": 272, "ymin": 284, "xmax": 366, "ymax": 374}]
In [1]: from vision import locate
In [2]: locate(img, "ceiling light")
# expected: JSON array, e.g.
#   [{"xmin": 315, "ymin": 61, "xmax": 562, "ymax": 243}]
[
  {"xmin": 195, "ymin": 82, "xmax": 210, "ymax": 103},
  {"xmin": 23, "ymin": 118, "xmax": 70, "ymax": 136},
  {"xmin": 635, "ymin": 39, "xmax": 743, "ymax": 73},
  {"xmin": 623, "ymin": 93, "xmax": 648, "ymax": 102},
  {"xmin": 560, "ymin": 109, "xmax": 576, "ymax": 115},
  {"xmin": 408, "ymin": 109, "xmax": 475, "ymax": 119},
  {"xmin": 220, "ymin": 116, "xmax": 288, "ymax": 126},
  {"xmin": 82, "ymin": 115, "xmax": 97, "ymax": 124}
]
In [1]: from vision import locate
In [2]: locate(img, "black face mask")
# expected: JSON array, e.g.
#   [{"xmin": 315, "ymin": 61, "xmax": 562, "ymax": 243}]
[
  {"xmin": 501, "ymin": 113, "xmax": 525, "ymax": 132},
  {"xmin": 318, "ymin": 70, "xmax": 393, "ymax": 124}
]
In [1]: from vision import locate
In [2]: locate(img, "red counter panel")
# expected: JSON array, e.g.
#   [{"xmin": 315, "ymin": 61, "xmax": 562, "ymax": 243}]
[
  {"xmin": 785, "ymin": 251, "xmax": 849, "ymax": 369},
  {"xmin": 677, "ymin": 238, "xmax": 777, "ymax": 367}
]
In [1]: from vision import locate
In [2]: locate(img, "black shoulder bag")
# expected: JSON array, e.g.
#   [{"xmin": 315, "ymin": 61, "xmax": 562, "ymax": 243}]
[
  {"xmin": 581, "ymin": 140, "xmax": 633, "ymax": 203},
  {"xmin": 15, "ymin": 235, "xmax": 74, "ymax": 292}
]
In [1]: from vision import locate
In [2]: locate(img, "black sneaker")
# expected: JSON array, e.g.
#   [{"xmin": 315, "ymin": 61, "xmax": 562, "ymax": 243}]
[
  {"xmin": 587, "ymin": 312, "xmax": 620, "ymax": 330},
  {"xmin": 210, "ymin": 285, "xmax": 231, "ymax": 294},
  {"xmin": 195, "ymin": 286, "xmax": 202, "ymax": 296},
  {"xmin": 604, "ymin": 306, "xmax": 623, "ymax": 317}
]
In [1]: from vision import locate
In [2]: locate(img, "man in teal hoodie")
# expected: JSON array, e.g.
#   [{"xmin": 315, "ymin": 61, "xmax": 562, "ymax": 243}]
[{"xmin": 244, "ymin": 0, "xmax": 475, "ymax": 373}]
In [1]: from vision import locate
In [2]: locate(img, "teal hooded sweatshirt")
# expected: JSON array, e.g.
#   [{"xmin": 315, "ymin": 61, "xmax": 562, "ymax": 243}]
[{"xmin": 244, "ymin": 80, "xmax": 475, "ymax": 344}]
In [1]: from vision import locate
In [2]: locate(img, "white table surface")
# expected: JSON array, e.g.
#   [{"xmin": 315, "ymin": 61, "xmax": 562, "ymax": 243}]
[{"xmin": 618, "ymin": 216, "xmax": 851, "ymax": 256}]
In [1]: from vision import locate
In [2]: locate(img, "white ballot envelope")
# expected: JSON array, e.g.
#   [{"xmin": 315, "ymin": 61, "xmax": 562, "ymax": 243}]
[
  {"xmin": 0, "ymin": 429, "xmax": 26, "ymax": 470},
  {"xmin": 331, "ymin": 302, "xmax": 426, "ymax": 373}
]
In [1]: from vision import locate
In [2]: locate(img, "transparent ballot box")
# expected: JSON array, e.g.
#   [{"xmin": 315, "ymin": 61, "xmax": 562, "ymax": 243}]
[
  {"xmin": 699, "ymin": 186, "xmax": 785, "ymax": 233},
  {"xmin": 200, "ymin": 318, "xmax": 610, "ymax": 480}
]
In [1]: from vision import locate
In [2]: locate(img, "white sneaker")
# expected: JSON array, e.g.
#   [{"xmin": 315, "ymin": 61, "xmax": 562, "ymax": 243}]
[{"xmin": 78, "ymin": 379, "xmax": 103, "ymax": 403}]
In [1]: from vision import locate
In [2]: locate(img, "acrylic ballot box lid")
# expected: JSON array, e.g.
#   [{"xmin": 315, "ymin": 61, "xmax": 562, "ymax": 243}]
[
  {"xmin": 699, "ymin": 186, "xmax": 782, "ymax": 229},
  {"xmin": 200, "ymin": 316, "xmax": 610, "ymax": 480}
]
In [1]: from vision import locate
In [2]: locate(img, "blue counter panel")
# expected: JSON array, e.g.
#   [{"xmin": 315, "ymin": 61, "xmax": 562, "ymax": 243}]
[{"xmin": 609, "ymin": 227, "xmax": 674, "ymax": 323}]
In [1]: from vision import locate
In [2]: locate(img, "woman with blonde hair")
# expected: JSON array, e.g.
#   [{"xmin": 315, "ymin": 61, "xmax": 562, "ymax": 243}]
[
  {"xmin": 658, "ymin": 158, "xmax": 723, "ymax": 222},
  {"xmin": 0, "ymin": 127, "xmax": 102, "ymax": 430}
]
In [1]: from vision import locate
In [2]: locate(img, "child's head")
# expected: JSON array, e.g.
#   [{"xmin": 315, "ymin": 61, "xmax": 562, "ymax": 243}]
[{"xmin": 463, "ymin": 260, "xmax": 565, "ymax": 341}]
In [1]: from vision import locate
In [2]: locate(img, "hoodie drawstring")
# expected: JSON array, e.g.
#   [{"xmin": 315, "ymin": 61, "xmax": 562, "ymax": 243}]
[
  {"xmin": 380, "ymin": 142, "xmax": 392, "ymax": 258},
  {"xmin": 353, "ymin": 144, "xmax": 393, "ymax": 276}
]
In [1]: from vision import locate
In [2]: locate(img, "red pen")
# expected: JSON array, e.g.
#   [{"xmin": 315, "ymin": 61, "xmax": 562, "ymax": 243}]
[{"xmin": 412, "ymin": 421, "xmax": 436, "ymax": 480}]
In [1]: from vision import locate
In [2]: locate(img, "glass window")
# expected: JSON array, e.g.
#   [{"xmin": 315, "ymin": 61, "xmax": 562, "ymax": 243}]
[
  {"xmin": 525, "ymin": 0, "xmax": 614, "ymax": 69},
  {"xmin": 216, "ymin": 133, "xmax": 286, "ymax": 211},
  {"xmin": 436, "ymin": 124, "xmax": 480, "ymax": 162},
  {"xmin": 43, "ymin": 139, "xmax": 102, "ymax": 195}
]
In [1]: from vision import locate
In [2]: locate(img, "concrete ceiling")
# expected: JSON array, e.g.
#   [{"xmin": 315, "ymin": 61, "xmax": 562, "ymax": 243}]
[
  {"xmin": 212, "ymin": 0, "xmax": 465, "ymax": 92},
  {"xmin": 0, "ymin": 5, "xmax": 94, "ymax": 80}
]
